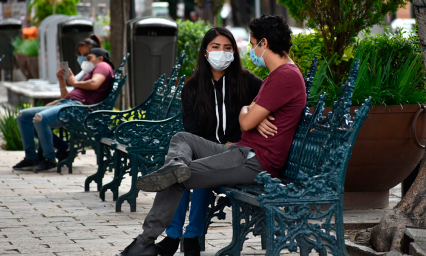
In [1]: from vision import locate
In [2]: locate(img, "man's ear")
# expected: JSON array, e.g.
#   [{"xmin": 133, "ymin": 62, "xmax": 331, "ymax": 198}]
[
  {"xmin": 262, "ymin": 38, "xmax": 269, "ymax": 48},
  {"xmin": 98, "ymin": 56, "xmax": 104, "ymax": 62}
]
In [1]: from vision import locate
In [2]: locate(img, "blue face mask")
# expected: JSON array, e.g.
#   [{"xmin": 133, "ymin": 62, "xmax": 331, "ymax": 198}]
[
  {"xmin": 77, "ymin": 56, "xmax": 87, "ymax": 66},
  {"xmin": 249, "ymin": 38, "xmax": 267, "ymax": 67}
]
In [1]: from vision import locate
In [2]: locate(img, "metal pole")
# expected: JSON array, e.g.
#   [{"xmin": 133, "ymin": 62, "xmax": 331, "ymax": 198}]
[
  {"xmin": 130, "ymin": 0, "xmax": 136, "ymax": 19},
  {"xmin": 255, "ymin": 0, "xmax": 260, "ymax": 18}
]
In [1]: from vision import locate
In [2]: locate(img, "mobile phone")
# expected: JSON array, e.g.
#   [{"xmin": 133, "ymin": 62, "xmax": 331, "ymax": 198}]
[{"xmin": 60, "ymin": 61, "xmax": 70, "ymax": 80}]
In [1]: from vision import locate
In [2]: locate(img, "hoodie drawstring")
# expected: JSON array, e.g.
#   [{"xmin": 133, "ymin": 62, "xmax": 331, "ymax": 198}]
[{"xmin": 212, "ymin": 77, "xmax": 226, "ymax": 143}]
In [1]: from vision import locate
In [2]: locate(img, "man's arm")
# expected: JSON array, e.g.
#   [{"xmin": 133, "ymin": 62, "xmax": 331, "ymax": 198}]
[
  {"xmin": 239, "ymin": 102, "xmax": 272, "ymax": 132},
  {"xmin": 67, "ymin": 69, "xmax": 106, "ymax": 91}
]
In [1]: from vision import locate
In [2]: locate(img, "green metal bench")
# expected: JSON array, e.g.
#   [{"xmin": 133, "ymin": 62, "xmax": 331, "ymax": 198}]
[
  {"xmin": 201, "ymin": 59, "xmax": 371, "ymax": 255},
  {"xmin": 83, "ymin": 51, "xmax": 185, "ymax": 194},
  {"xmin": 56, "ymin": 53, "xmax": 129, "ymax": 174},
  {"xmin": 102, "ymin": 75, "xmax": 185, "ymax": 212}
]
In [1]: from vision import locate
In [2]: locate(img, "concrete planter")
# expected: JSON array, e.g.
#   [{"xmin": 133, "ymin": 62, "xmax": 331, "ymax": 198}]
[
  {"xmin": 14, "ymin": 53, "xmax": 39, "ymax": 79},
  {"xmin": 311, "ymin": 105, "xmax": 426, "ymax": 209}
]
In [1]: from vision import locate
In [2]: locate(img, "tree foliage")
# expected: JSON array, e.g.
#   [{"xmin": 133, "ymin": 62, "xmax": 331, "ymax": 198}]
[
  {"xmin": 177, "ymin": 19, "xmax": 212, "ymax": 77},
  {"xmin": 29, "ymin": 0, "xmax": 79, "ymax": 26},
  {"xmin": 277, "ymin": 0, "xmax": 408, "ymax": 59}
]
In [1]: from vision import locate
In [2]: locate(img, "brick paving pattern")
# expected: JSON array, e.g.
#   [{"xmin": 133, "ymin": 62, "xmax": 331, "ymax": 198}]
[{"xmin": 0, "ymin": 150, "xmax": 276, "ymax": 256}]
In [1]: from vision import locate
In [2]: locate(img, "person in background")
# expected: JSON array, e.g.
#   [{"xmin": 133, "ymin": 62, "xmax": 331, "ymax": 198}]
[
  {"xmin": 13, "ymin": 48, "xmax": 114, "ymax": 172},
  {"xmin": 155, "ymin": 27, "xmax": 262, "ymax": 256},
  {"xmin": 35, "ymin": 34, "xmax": 103, "ymax": 162}
]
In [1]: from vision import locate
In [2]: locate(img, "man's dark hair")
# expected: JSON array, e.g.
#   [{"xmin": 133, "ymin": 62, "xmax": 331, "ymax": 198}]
[{"xmin": 249, "ymin": 15, "xmax": 293, "ymax": 57}]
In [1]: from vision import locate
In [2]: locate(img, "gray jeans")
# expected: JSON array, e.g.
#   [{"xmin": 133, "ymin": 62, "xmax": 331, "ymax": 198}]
[{"xmin": 137, "ymin": 132, "xmax": 263, "ymax": 244}]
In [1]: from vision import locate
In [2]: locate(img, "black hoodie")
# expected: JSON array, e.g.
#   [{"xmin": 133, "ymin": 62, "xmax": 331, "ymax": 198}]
[{"xmin": 181, "ymin": 70, "xmax": 263, "ymax": 144}]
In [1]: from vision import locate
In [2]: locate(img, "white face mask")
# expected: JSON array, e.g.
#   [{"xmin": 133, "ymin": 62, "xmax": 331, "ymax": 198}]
[
  {"xmin": 205, "ymin": 50, "xmax": 234, "ymax": 71},
  {"xmin": 81, "ymin": 60, "xmax": 96, "ymax": 73}
]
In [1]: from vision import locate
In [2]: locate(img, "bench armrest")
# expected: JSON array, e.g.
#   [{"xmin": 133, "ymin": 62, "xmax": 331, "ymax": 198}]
[
  {"xmin": 84, "ymin": 102, "xmax": 151, "ymax": 139},
  {"xmin": 57, "ymin": 103, "xmax": 106, "ymax": 131},
  {"xmin": 114, "ymin": 113, "xmax": 184, "ymax": 151}
]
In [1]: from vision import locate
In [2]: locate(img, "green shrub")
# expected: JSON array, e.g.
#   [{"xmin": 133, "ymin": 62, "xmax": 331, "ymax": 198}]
[
  {"xmin": 29, "ymin": 0, "xmax": 79, "ymax": 27},
  {"xmin": 0, "ymin": 104, "xmax": 23, "ymax": 150},
  {"xmin": 309, "ymin": 31, "xmax": 426, "ymax": 107},
  {"xmin": 177, "ymin": 19, "xmax": 212, "ymax": 77},
  {"xmin": 243, "ymin": 30, "xmax": 425, "ymax": 107},
  {"xmin": 351, "ymin": 31, "xmax": 425, "ymax": 106},
  {"xmin": 11, "ymin": 37, "xmax": 38, "ymax": 57}
]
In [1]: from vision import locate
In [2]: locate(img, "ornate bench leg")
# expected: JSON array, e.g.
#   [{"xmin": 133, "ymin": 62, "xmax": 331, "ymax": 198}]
[
  {"xmin": 335, "ymin": 200, "xmax": 350, "ymax": 256},
  {"xmin": 57, "ymin": 130, "xmax": 76, "ymax": 174},
  {"xmin": 85, "ymin": 143, "xmax": 112, "ymax": 191},
  {"xmin": 116, "ymin": 163, "xmax": 139, "ymax": 212},
  {"xmin": 216, "ymin": 197, "xmax": 265, "ymax": 256},
  {"xmin": 100, "ymin": 150, "xmax": 129, "ymax": 201}
]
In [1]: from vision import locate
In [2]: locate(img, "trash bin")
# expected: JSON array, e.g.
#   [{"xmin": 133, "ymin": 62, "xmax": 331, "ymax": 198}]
[
  {"xmin": 127, "ymin": 17, "xmax": 178, "ymax": 106},
  {"xmin": 0, "ymin": 18, "xmax": 22, "ymax": 70},
  {"xmin": 58, "ymin": 17, "xmax": 94, "ymax": 75}
]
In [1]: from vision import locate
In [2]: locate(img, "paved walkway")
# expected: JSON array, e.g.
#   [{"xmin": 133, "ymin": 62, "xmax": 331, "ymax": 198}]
[{"xmin": 0, "ymin": 149, "xmax": 402, "ymax": 256}]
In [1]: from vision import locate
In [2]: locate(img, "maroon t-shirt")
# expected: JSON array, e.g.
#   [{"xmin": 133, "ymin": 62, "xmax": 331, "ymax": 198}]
[
  {"xmin": 236, "ymin": 64, "xmax": 306, "ymax": 177},
  {"xmin": 65, "ymin": 62, "xmax": 114, "ymax": 105}
]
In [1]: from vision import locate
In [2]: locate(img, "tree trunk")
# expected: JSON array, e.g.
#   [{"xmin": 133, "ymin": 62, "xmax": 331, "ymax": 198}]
[
  {"xmin": 369, "ymin": 150, "xmax": 426, "ymax": 252},
  {"xmin": 110, "ymin": 0, "xmax": 130, "ymax": 110}
]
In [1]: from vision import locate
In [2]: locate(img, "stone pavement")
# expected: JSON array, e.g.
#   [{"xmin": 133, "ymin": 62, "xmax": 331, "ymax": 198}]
[
  {"xmin": 0, "ymin": 149, "xmax": 402, "ymax": 256},
  {"xmin": 0, "ymin": 149, "xmax": 286, "ymax": 256}
]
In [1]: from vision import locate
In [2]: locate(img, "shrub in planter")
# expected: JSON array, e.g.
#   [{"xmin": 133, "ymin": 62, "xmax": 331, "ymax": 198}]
[
  {"xmin": 244, "ymin": 30, "xmax": 425, "ymax": 107},
  {"xmin": 11, "ymin": 37, "xmax": 39, "ymax": 79},
  {"xmin": 0, "ymin": 103, "xmax": 24, "ymax": 150}
]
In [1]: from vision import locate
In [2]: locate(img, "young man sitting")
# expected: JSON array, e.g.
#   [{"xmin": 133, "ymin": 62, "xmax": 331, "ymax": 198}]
[
  {"xmin": 13, "ymin": 48, "xmax": 114, "ymax": 172},
  {"xmin": 114, "ymin": 15, "xmax": 306, "ymax": 256}
]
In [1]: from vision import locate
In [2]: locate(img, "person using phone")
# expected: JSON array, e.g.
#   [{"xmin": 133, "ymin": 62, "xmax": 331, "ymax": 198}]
[
  {"xmin": 13, "ymin": 48, "xmax": 114, "ymax": 172},
  {"xmin": 35, "ymin": 35, "xmax": 103, "ymax": 162}
]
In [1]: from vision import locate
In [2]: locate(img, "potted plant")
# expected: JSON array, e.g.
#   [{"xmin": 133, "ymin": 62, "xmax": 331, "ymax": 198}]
[
  {"xmin": 244, "ymin": 1, "xmax": 426, "ymax": 210},
  {"xmin": 12, "ymin": 37, "xmax": 39, "ymax": 79}
]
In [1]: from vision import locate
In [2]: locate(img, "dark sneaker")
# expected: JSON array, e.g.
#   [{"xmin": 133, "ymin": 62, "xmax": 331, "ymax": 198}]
[
  {"xmin": 56, "ymin": 150, "xmax": 70, "ymax": 162},
  {"xmin": 136, "ymin": 158, "xmax": 191, "ymax": 192},
  {"xmin": 156, "ymin": 236, "xmax": 180, "ymax": 256},
  {"xmin": 34, "ymin": 159, "xmax": 57, "ymax": 172},
  {"xmin": 38, "ymin": 149, "xmax": 44, "ymax": 162},
  {"xmin": 13, "ymin": 158, "xmax": 40, "ymax": 170},
  {"xmin": 115, "ymin": 239, "xmax": 157, "ymax": 256},
  {"xmin": 183, "ymin": 237, "xmax": 201, "ymax": 256}
]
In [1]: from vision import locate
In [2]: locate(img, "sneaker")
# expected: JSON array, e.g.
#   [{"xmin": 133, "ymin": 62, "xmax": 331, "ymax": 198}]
[
  {"xmin": 38, "ymin": 149, "xmax": 44, "ymax": 162},
  {"xmin": 13, "ymin": 158, "xmax": 40, "ymax": 170},
  {"xmin": 156, "ymin": 236, "xmax": 180, "ymax": 256},
  {"xmin": 34, "ymin": 159, "xmax": 57, "ymax": 172},
  {"xmin": 136, "ymin": 158, "xmax": 191, "ymax": 192},
  {"xmin": 183, "ymin": 237, "xmax": 201, "ymax": 256},
  {"xmin": 56, "ymin": 150, "xmax": 70, "ymax": 162},
  {"xmin": 115, "ymin": 238, "xmax": 157, "ymax": 256}
]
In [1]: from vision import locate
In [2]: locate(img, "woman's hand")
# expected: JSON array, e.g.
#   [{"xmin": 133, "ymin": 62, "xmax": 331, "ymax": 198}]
[
  {"xmin": 256, "ymin": 115, "xmax": 277, "ymax": 138},
  {"xmin": 66, "ymin": 69, "xmax": 77, "ymax": 86},
  {"xmin": 56, "ymin": 69, "xmax": 65, "ymax": 81}
]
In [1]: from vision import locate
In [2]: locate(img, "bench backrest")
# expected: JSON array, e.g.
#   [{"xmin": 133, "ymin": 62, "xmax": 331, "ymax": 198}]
[
  {"xmin": 281, "ymin": 59, "xmax": 371, "ymax": 194},
  {"xmin": 92, "ymin": 53, "xmax": 130, "ymax": 111},
  {"xmin": 166, "ymin": 75, "xmax": 185, "ymax": 118}
]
